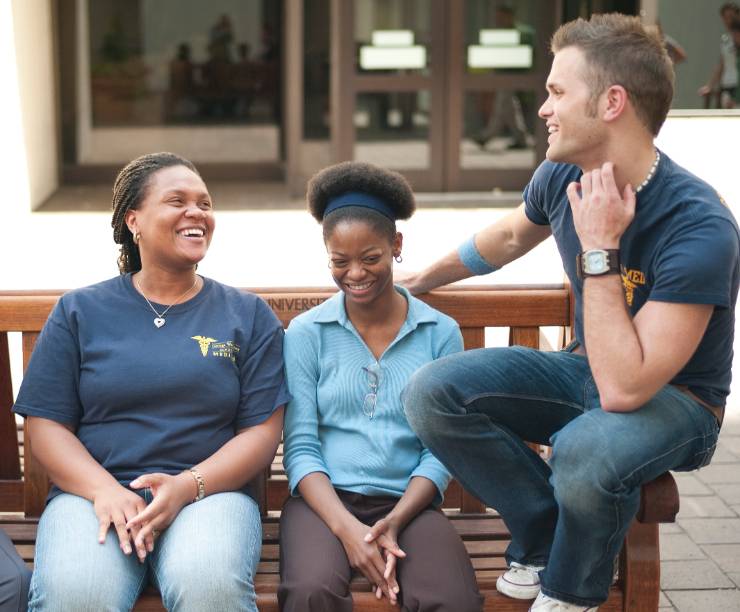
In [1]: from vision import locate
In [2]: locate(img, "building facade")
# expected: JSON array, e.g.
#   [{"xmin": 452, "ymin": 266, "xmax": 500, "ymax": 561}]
[{"xmin": 4, "ymin": 0, "xmax": 660, "ymax": 209}]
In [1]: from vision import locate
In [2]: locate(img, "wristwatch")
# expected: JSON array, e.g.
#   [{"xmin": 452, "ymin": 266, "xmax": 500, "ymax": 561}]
[{"xmin": 576, "ymin": 249, "xmax": 620, "ymax": 280}]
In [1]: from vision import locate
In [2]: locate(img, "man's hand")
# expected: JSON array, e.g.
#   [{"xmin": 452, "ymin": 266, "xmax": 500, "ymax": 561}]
[{"xmin": 567, "ymin": 162, "xmax": 635, "ymax": 251}]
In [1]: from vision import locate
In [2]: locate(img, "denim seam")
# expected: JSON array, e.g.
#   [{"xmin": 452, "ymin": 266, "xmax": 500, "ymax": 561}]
[
  {"xmin": 462, "ymin": 392, "xmax": 585, "ymax": 412},
  {"xmin": 621, "ymin": 432, "xmax": 712, "ymax": 483},
  {"xmin": 130, "ymin": 566, "xmax": 149, "ymax": 610},
  {"xmin": 599, "ymin": 494, "xmax": 624, "ymax": 591},
  {"xmin": 583, "ymin": 376, "xmax": 594, "ymax": 410},
  {"xmin": 150, "ymin": 553, "xmax": 164, "ymax": 603}
]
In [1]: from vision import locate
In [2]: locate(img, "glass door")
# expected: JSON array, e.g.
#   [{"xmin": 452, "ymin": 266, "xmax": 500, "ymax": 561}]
[
  {"xmin": 334, "ymin": 0, "xmax": 557, "ymax": 192},
  {"xmin": 446, "ymin": 0, "xmax": 558, "ymax": 190},
  {"xmin": 72, "ymin": 0, "xmax": 283, "ymax": 176},
  {"xmin": 332, "ymin": 0, "xmax": 447, "ymax": 190}
]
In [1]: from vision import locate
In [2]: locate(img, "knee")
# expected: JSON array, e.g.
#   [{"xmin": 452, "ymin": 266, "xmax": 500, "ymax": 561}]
[
  {"xmin": 29, "ymin": 570, "xmax": 130, "ymax": 612},
  {"xmin": 550, "ymin": 428, "xmax": 616, "ymax": 511},
  {"xmin": 403, "ymin": 586, "xmax": 483, "ymax": 612},
  {"xmin": 1, "ymin": 564, "xmax": 31, "ymax": 611},
  {"xmin": 162, "ymin": 564, "xmax": 254, "ymax": 610},
  {"xmin": 402, "ymin": 360, "xmax": 456, "ymax": 437}
]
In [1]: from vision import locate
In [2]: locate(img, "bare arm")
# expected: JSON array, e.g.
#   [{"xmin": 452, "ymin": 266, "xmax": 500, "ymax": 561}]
[
  {"xmin": 583, "ymin": 277, "xmax": 712, "ymax": 411},
  {"xmin": 570, "ymin": 164, "xmax": 713, "ymax": 412},
  {"xmin": 380, "ymin": 476, "xmax": 436, "ymax": 532},
  {"xmin": 401, "ymin": 204, "xmax": 551, "ymax": 294},
  {"xmin": 27, "ymin": 417, "xmax": 151, "ymax": 558},
  {"xmin": 699, "ymin": 56, "xmax": 724, "ymax": 96},
  {"xmin": 192, "ymin": 406, "xmax": 284, "ymax": 494},
  {"xmin": 28, "ymin": 417, "xmax": 120, "ymax": 498}
]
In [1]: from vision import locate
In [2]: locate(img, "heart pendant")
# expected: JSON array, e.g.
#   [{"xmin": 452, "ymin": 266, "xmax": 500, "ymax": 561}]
[{"xmin": 154, "ymin": 317, "xmax": 166, "ymax": 328}]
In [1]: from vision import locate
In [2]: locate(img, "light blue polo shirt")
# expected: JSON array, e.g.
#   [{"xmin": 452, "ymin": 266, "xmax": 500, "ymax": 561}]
[{"xmin": 283, "ymin": 285, "xmax": 462, "ymax": 504}]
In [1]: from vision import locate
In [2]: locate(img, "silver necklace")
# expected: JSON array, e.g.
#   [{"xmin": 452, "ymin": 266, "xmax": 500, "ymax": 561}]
[
  {"xmin": 635, "ymin": 149, "xmax": 660, "ymax": 194},
  {"xmin": 135, "ymin": 276, "xmax": 199, "ymax": 328}
]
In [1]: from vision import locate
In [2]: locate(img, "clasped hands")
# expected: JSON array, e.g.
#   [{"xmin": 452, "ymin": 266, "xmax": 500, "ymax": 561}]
[
  {"xmin": 92, "ymin": 471, "xmax": 195, "ymax": 562},
  {"xmin": 338, "ymin": 516, "xmax": 407, "ymax": 605},
  {"xmin": 567, "ymin": 161, "xmax": 635, "ymax": 252}
]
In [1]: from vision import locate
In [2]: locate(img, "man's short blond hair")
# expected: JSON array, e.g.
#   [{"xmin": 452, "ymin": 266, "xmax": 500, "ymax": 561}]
[{"xmin": 551, "ymin": 13, "xmax": 674, "ymax": 136}]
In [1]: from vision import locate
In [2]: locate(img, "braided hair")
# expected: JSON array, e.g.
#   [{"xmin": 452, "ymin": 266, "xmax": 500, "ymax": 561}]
[
  {"xmin": 306, "ymin": 161, "xmax": 415, "ymax": 243},
  {"xmin": 111, "ymin": 152, "xmax": 199, "ymax": 274}
]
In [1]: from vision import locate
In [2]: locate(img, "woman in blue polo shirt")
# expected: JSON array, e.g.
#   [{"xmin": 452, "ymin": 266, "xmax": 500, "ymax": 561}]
[
  {"xmin": 13, "ymin": 152, "xmax": 289, "ymax": 611},
  {"xmin": 278, "ymin": 161, "xmax": 482, "ymax": 612}
]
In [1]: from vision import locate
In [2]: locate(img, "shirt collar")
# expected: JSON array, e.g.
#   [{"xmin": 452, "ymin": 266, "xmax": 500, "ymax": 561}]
[{"xmin": 313, "ymin": 285, "xmax": 437, "ymax": 330}]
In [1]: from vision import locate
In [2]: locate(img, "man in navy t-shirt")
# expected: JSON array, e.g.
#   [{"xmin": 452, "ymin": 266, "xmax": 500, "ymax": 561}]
[{"xmin": 402, "ymin": 13, "xmax": 739, "ymax": 612}]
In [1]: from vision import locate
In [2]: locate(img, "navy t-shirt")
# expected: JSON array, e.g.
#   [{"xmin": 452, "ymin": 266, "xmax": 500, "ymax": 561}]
[
  {"xmin": 524, "ymin": 151, "xmax": 740, "ymax": 407},
  {"xmin": 13, "ymin": 275, "xmax": 291, "ymax": 500}
]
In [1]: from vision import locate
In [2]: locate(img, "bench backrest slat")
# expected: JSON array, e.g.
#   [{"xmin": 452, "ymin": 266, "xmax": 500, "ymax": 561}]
[{"xmin": 0, "ymin": 333, "xmax": 21, "ymax": 480}]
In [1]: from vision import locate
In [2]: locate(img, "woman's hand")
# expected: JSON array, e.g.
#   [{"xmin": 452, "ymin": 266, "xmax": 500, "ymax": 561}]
[
  {"xmin": 92, "ymin": 482, "xmax": 152, "ymax": 562},
  {"xmin": 125, "ymin": 472, "xmax": 195, "ymax": 550},
  {"xmin": 336, "ymin": 518, "xmax": 399, "ymax": 604},
  {"xmin": 364, "ymin": 517, "xmax": 406, "ymax": 599}
]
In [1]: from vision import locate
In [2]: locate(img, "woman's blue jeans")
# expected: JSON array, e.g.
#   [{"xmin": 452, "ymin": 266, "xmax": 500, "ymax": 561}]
[
  {"xmin": 28, "ymin": 491, "xmax": 262, "ymax": 612},
  {"xmin": 402, "ymin": 346, "xmax": 719, "ymax": 607}
]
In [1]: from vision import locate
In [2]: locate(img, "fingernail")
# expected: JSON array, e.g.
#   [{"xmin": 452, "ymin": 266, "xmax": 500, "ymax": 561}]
[{"xmin": 124, "ymin": 545, "xmax": 132, "ymax": 554}]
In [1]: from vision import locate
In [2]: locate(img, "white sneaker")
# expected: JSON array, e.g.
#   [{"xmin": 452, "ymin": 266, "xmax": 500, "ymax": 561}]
[
  {"xmin": 496, "ymin": 561, "xmax": 544, "ymax": 599},
  {"xmin": 529, "ymin": 591, "xmax": 598, "ymax": 611}
]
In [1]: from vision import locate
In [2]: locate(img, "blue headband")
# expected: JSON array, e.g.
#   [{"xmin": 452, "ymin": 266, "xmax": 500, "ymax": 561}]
[{"xmin": 324, "ymin": 192, "xmax": 395, "ymax": 220}]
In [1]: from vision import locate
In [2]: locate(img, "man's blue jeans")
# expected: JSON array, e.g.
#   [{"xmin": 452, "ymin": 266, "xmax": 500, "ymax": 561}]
[{"xmin": 402, "ymin": 345, "xmax": 719, "ymax": 607}]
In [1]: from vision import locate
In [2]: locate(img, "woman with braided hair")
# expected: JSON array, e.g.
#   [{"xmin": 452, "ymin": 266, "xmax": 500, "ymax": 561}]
[
  {"xmin": 13, "ymin": 152, "xmax": 289, "ymax": 611},
  {"xmin": 278, "ymin": 161, "xmax": 482, "ymax": 611}
]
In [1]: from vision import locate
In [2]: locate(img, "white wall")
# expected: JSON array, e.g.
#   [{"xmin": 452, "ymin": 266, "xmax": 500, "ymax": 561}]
[
  {"xmin": 656, "ymin": 112, "xmax": 740, "ymax": 215},
  {"xmin": 11, "ymin": 0, "xmax": 59, "ymax": 210}
]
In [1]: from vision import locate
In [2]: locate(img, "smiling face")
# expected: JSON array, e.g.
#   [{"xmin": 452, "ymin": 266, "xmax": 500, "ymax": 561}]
[
  {"xmin": 125, "ymin": 165, "xmax": 214, "ymax": 271},
  {"xmin": 326, "ymin": 219, "xmax": 401, "ymax": 308},
  {"xmin": 538, "ymin": 46, "xmax": 607, "ymax": 167}
]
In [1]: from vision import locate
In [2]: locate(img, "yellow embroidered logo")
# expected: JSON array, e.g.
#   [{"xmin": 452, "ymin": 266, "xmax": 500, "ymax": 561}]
[
  {"xmin": 191, "ymin": 336, "xmax": 240, "ymax": 362},
  {"xmin": 620, "ymin": 266, "xmax": 645, "ymax": 307},
  {"xmin": 191, "ymin": 336, "xmax": 216, "ymax": 357}
]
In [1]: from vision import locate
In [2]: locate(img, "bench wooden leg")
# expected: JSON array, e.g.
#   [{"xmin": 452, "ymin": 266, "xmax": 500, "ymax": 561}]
[{"xmin": 620, "ymin": 520, "xmax": 660, "ymax": 612}]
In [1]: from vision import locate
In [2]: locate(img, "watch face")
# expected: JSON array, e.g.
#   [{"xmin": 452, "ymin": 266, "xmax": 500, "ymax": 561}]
[{"xmin": 584, "ymin": 250, "xmax": 609, "ymax": 274}]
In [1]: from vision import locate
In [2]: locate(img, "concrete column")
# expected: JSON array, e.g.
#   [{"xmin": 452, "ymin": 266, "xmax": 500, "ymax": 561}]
[{"xmin": 9, "ymin": 0, "xmax": 59, "ymax": 210}]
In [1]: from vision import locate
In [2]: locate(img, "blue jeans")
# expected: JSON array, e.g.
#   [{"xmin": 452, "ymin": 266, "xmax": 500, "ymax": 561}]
[
  {"xmin": 402, "ymin": 346, "xmax": 719, "ymax": 607},
  {"xmin": 28, "ymin": 491, "xmax": 262, "ymax": 612}
]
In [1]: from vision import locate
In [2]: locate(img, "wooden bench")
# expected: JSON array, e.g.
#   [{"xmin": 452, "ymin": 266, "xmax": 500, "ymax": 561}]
[{"xmin": 0, "ymin": 285, "xmax": 679, "ymax": 611}]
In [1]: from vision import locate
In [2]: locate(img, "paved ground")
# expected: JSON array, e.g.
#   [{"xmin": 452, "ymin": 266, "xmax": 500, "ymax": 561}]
[{"xmin": 659, "ymin": 412, "xmax": 740, "ymax": 610}]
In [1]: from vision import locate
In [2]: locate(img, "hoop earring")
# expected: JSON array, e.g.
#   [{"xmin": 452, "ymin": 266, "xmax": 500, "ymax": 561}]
[
  {"xmin": 133, "ymin": 232, "xmax": 141, "ymax": 245},
  {"xmin": 394, "ymin": 254, "xmax": 403, "ymax": 263}
]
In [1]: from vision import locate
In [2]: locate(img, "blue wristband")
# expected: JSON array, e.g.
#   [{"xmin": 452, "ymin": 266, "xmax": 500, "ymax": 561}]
[{"xmin": 458, "ymin": 235, "xmax": 498, "ymax": 276}]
